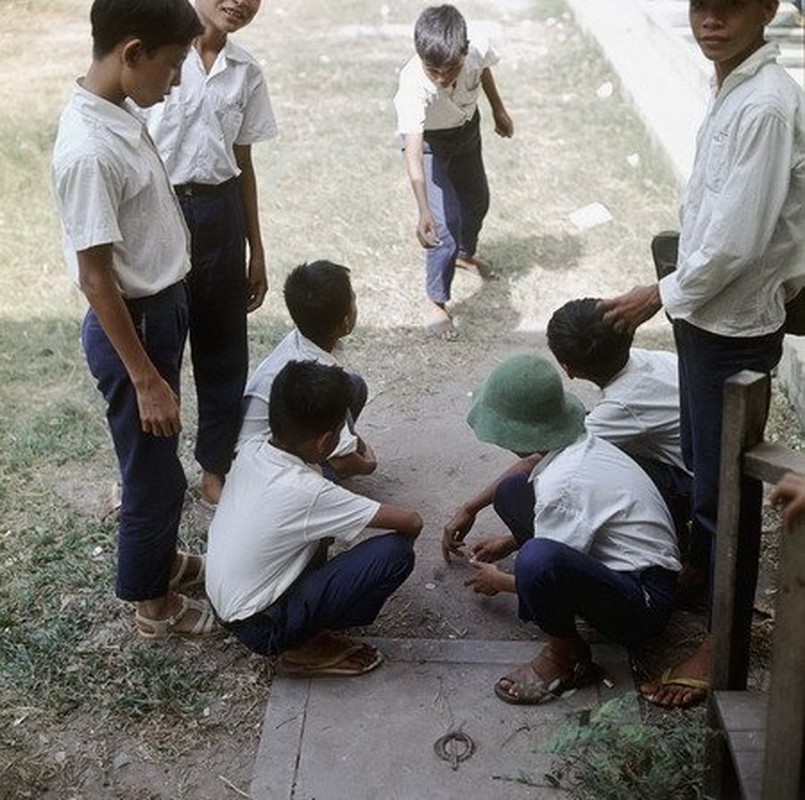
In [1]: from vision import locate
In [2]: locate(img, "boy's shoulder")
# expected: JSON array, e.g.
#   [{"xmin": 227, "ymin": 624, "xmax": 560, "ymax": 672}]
[{"xmin": 224, "ymin": 37, "xmax": 265, "ymax": 71}]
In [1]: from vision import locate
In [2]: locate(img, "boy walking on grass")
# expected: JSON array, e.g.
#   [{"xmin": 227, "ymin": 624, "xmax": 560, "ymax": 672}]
[
  {"xmin": 143, "ymin": 0, "xmax": 277, "ymax": 508},
  {"xmin": 206, "ymin": 360, "xmax": 421, "ymax": 675},
  {"xmin": 52, "ymin": 0, "xmax": 218, "ymax": 639},
  {"xmin": 238, "ymin": 260, "xmax": 377, "ymax": 479},
  {"xmin": 394, "ymin": 4, "xmax": 513, "ymax": 340},
  {"xmin": 602, "ymin": 0, "xmax": 804, "ymax": 708}
]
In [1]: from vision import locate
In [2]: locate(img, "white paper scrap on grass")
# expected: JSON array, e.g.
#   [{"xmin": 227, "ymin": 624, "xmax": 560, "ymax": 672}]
[{"xmin": 569, "ymin": 202, "xmax": 613, "ymax": 230}]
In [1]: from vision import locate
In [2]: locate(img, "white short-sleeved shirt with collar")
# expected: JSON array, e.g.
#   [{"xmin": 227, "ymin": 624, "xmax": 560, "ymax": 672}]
[
  {"xmin": 659, "ymin": 43, "xmax": 805, "ymax": 336},
  {"xmin": 143, "ymin": 37, "xmax": 277, "ymax": 185},
  {"xmin": 529, "ymin": 431, "xmax": 681, "ymax": 574},
  {"xmin": 205, "ymin": 437, "xmax": 380, "ymax": 622},
  {"xmin": 584, "ymin": 349, "xmax": 689, "ymax": 474},
  {"xmin": 52, "ymin": 83, "xmax": 190, "ymax": 298},
  {"xmin": 237, "ymin": 329, "xmax": 359, "ymax": 457},
  {"xmin": 394, "ymin": 33, "xmax": 499, "ymax": 134}
]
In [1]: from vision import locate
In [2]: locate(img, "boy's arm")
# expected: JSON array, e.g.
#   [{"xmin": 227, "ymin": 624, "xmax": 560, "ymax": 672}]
[
  {"xmin": 464, "ymin": 562, "xmax": 516, "ymax": 595},
  {"xmin": 367, "ymin": 503, "xmax": 423, "ymax": 539},
  {"xmin": 77, "ymin": 245, "xmax": 181, "ymax": 437},
  {"xmin": 480, "ymin": 68, "xmax": 513, "ymax": 138},
  {"xmin": 328, "ymin": 435, "xmax": 377, "ymax": 477},
  {"xmin": 402, "ymin": 133, "xmax": 441, "ymax": 248},
  {"xmin": 234, "ymin": 143, "xmax": 267, "ymax": 313},
  {"xmin": 442, "ymin": 454, "xmax": 541, "ymax": 562}
]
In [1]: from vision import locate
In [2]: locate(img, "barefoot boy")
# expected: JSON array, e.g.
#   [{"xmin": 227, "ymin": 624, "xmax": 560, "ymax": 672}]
[
  {"xmin": 601, "ymin": 0, "xmax": 804, "ymax": 707},
  {"xmin": 143, "ymin": 0, "xmax": 277, "ymax": 507},
  {"xmin": 207, "ymin": 360, "xmax": 421, "ymax": 674},
  {"xmin": 238, "ymin": 260, "xmax": 376, "ymax": 479},
  {"xmin": 52, "ymin": 0, "xmax": 218, "ymax": 638},
  {"xmin": 394, "ymin": 4, "xmax": 513, "ymax": 340},
  {"xmin": 443, "ymin": 355, "xmax": 680, "ymax": 704}
]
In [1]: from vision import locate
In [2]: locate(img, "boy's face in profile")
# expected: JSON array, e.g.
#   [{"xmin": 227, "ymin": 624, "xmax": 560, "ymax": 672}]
[
  {"xmin": 423, "ymin": 56, "xmax": 465, "ymax": 88},
  {"xmin": 689, "ymin": 0, "xmax": 778, "ymax": 77},
  {"xmin": 196, "ymin": 0, "xmax": 261, "ymax": 34},
  {"xmin": 124, "ymin": 42, "xmax": 190, "ymax": 108}
]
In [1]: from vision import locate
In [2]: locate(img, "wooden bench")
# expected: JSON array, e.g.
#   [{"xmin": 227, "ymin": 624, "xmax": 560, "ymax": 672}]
[{"xmin": 707, "ymin": 371, "xmax": 805, "ymax": 799}]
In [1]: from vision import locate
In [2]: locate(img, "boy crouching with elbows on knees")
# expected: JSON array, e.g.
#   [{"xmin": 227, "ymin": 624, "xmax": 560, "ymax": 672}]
[{"xmin": 206, "ymin": 360, "xmax": 422, "ymax": 676}]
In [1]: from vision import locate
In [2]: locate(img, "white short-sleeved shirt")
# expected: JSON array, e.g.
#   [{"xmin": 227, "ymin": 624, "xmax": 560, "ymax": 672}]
[
  {"xmin": 659, "ymin": 43, "xmax": 805, "ymax": 336},
  {"xmin": 205, "ymin": 438, "xmax": 380, "ymax": 621},
  {"xmin": 143, "ymin": 38, "xmax": 277, "ymax": 185},
  {"xmin": 52, "ymin": 83, "xmax": 190, "ymax": 297},
  {"xmin": 529, "ymin": 432, "xmax": 681, "ymax": 574},
  {"xmin": 394, "ymin": 35, "xmax": 499, "ymax": 134},
  {"xmin": 585, "ymin": 349, "xmax": 688, "ymax": 473},
  {"xmin": 238, "ymin": 329, "xmax": 358, "ymax": 457}
]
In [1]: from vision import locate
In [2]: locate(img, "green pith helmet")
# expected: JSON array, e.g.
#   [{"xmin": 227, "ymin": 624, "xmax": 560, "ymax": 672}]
[{"xmin": 467, "ymin": 354, "xmax": 586, "ymax": 453}]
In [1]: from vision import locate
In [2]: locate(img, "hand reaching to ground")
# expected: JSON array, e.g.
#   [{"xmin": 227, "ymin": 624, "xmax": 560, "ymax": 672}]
[
  {"xmin": 442, "ymin": 506, "xmax": 476, "ymax": 563},
  {"xmin": 470, "ymin": 534, "xmax": 518, "ymax": 563},
  {"xmin": 464, "ymin": 561, "xmax": 514, "ymax": 596}
]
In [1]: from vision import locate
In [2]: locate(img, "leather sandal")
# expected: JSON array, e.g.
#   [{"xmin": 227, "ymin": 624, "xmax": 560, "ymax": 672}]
[
  {"xmin": 135, "ymin": 594, "xmax": 221, "ymax": 640},
  {"xmin": 169, "ymin": 551, "xmax": 205, "ymax": 592}
]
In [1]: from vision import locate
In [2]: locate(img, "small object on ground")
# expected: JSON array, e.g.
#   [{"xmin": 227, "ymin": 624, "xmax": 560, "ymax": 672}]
[
  {"xmin": 596, "ymin": 81, "xmax": 614, "ymax": 98},
  {"xmin": 433, "ymin": 730, "xmax": 475, "ymax": 770},
  {"xmin": 569, "ymin": 202, "xmax": 613, "ymax": 230}
]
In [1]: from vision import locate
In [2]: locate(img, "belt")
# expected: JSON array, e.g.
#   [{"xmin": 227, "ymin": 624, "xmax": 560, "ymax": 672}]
[{"xmin": 173, "ymin": 175, "xmax": 238, "ymax": 197}]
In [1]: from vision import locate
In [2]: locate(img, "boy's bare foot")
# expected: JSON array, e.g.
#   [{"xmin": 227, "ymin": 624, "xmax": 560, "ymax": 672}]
[
  {"xmin": 640, "ymin": 634, "xmax": 711, "ymax": 708},
  {"xmin": 424, "ymin": 302, "xmax": 458, "ymax": 341},
  {"xmin": 455, "ymin": 253, "xmax": 498, "ymax": 280},
  {"xmin": 200, "ymin": 469, "xmax": 224, "ymax": 509},
  {"xmin": 276, "ymin": 630, "xmax": 383, "ymax": 677}
]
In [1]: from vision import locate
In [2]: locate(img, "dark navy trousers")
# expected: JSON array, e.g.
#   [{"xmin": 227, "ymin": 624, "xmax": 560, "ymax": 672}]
[
  {"xmin": 494, "ymin": 473, "xmax": 676, "ymax": 645},
  {"xmin": 178, "ymin": 178, "xmax": 248, "ymax": 477},
  {"xmin": 82, "ymin": 283, "xmax": 189, "ymax": 601},
  {"xmin": 673, "ymin": 319, "xmax": 783, "ymax": 574},
  {"xmin": 421, "ymin": 110, "xmax": 490, "ymax": 304},
  {"xmin": 225, "ymin": 533, "xmax": 415, "ymax": 657}
]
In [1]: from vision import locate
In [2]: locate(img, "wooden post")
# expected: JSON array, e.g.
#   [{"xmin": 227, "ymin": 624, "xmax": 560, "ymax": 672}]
[
  {"xmin": 761, "ymin": 511, "xmax": 805, "ymax": 799},
  {"xmin": 710, "ymin": 371, "xmax": 770, "ymax": 693}
]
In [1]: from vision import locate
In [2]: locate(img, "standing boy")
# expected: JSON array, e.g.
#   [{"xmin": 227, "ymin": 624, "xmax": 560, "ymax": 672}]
[
  {"xmin": 52, "ymin": 0, "xmax": 218, "ymax": 638},
  {"xmin": 602, "ymin": 0, "xmax": 804, "ymax": 707},
  {"xmin": 442, "ymin": 355, "xmax": 680, "ymax": 704},
  {"xmin": 207, "ymin": 360, "xmax": 421, "ymax": 674},
  {"xmin": 394, "ymin": 4, "xmax": 514, "ymax": 340},
  {"xmin": 143, "ymin": 0, "xmax": 277, "ymax": 507},
  {"xmin": 238, "ymin": 260, "xmax": 377, "ymax": 479}
]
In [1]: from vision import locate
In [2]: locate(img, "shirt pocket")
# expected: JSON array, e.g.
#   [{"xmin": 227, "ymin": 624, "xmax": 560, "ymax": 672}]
[
  {"xmin": 210, "ymin": 90, "xmax": 246, "ymax": 149},
  {"xmin": 705, "ymin": 128, "xmax": 729, "ymax": 193}
]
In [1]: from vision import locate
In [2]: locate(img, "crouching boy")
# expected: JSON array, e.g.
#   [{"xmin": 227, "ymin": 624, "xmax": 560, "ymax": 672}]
[{"xmin": 207, "ymin": 360, "xmax": 421, "ymax": 675}]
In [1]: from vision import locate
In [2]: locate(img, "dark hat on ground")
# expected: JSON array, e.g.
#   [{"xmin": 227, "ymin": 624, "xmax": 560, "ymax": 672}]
[{"xmin": 467, "ymin": 354, "xmax": 585, "ymax": 453}]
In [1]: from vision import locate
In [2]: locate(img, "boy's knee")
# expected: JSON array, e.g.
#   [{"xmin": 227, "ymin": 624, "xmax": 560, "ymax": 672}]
[
  {"xmin": 515, "ymin": 538, "xmax": 571, "ymax": 586},
  {"xmin": 369, "ymin": 532, "xmax": 416, "ymax": 579}
]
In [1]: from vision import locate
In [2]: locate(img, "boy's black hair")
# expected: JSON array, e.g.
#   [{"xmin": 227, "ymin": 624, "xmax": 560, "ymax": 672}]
[
  {"xmin": 91, "ymin": 0, "xmax": 203, "ymax": 58},
  {"xmin": 283, "ymin": 260, "xmax": 353, "ymax": 341},
  {"xmin": 414, "ymin": 5, "xmax": 469, "ymax": 67},
  {"xmin": 269, "ymin": 360, "xmax": 352, "ymax": 446},
  {"xmin": 547, "ymin": 298, "xmax": 633, "ymax": 385}
]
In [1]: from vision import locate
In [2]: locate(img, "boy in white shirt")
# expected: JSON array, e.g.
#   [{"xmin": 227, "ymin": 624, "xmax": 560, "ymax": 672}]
[
  {"xmin": 602, "ymin": 0, "xmax": 804, "ymax": 707},
  {"xmin": 547, "ymin": 297, "xmax": 692, "ymax": 551},
  {"xmin": 52, "ymin": 0, "xmax": 218, "ymax": 638},
  {"xmin": 143, "ymin": 0, "xmax": 277, "ymax": 507},
  {"xmin": 442, "ymin": 355, "xmax": 680, "ymax": 705},
  {"xmin": 239, "ymin": 260, "xmax": 376, "ymax": 479},
  {"xmin": 207, "ymin": 360, "xmax": 421, "ymax": 675},
  {"xmin": 394, "ymin": 4, "xmax": 513, "ymax": 340}
]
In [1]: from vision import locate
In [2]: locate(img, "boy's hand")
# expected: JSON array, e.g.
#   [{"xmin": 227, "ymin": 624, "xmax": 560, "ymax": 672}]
[
  {"xmin": 246, "ymin": 252, "xmax": 268, "ymax": 312},
  {"xmin": 442, "ymin": 506, "xmax": 476, "ymax": 563},
  {"xmin": 416, "ymin": 214, "xmax": 441, "ymax": 249},
  {"xmin": 464, "ymin": 561, "xmax": 503, "ymax": 596},
  {"xmin": 493, "ymin": 109, "xmax": 514, "ymax": 138},
  {"xmin": 599, "ymin": 284, "xmax": 662, "ymax": 334},
  {"xmin": 135, "ymin": 375, "xmax": 182, "ymax": 437},
  {"xmin": 771, "ymin": 472, "xmax": 805, "ymax": 531},
  {"xmin": 471, "ymin": 534, "xmax": 517, "ymax": 563}
]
